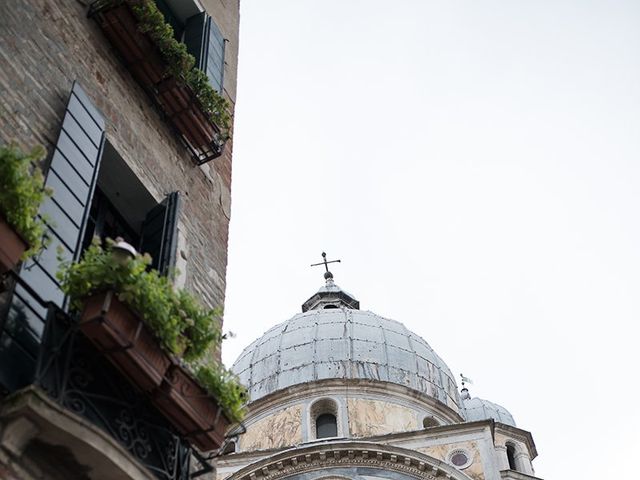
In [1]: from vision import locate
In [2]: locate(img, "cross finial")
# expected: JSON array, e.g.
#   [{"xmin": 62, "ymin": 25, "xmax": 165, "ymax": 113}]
[{"xmin": 310, "ymin": 252, "xmax": 341, "ymax": 281}]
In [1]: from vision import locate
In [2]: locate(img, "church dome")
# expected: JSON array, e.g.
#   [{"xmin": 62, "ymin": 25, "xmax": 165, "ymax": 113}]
[
  {"xmin": 462, "ymin": 395, "xmax": 516, "ymax": 427},
  {"xmin": 232, "ymin": 278, "xmax": 462, "ymax": 412}
]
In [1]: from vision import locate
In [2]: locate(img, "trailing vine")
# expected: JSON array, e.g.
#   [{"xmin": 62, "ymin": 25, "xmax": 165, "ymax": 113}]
[
  {"xmin": 130, "ymin": 0, "xmax": 231, "ymax": 139},
  {"xmin": 57, "ymin": 238, "xmax": 246, "ymax": 421}
]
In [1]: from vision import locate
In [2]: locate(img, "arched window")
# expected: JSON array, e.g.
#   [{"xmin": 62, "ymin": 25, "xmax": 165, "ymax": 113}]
[
  {"xmin": 422, "ymin": 416, "xmax": 439, "ymax": 428},
  {"xmin": 506, "ymin": 443, "xmax": 517, "ymax": 471},
  {"xmin": 221, "ymin": 441, "xmax": 236, "ymax": 455},
  {"xmin": 310, "ymin": 398, "xmax": 339, "ymax": 439},
  {"xmin": 316, "ymin": 413, "xmax": 338, "ymax": 438}
]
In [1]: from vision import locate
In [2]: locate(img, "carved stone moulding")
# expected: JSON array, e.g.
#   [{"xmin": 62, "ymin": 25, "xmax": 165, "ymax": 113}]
[{"xmin": 230, "ymin": 443, "xmax": 470, "ymax": 480}]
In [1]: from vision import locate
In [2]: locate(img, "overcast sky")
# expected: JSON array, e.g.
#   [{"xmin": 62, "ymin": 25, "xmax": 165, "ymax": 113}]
[{"xmin": 221, "ymin": 1, "xmax": 640, "ymax": 478}]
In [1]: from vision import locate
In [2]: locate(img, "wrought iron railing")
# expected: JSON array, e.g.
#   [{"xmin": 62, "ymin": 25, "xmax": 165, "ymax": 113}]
[{"xmin": 1, "ymin": 272, "xmax": 214, "ymax": 479}]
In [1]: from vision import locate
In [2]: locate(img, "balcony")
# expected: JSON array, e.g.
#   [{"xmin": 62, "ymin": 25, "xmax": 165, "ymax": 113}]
[
  {"xmin": 88, "ymin": 0, "xmax": 228, "ymax": 165},
  {"xmin": 0, "ymin": 273, "xmax": 234, "ymax": 480}
]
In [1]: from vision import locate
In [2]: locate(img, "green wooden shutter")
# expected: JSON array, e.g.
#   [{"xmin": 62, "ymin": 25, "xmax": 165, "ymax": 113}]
[
  {"xmin": 0, "ymin": 82, "xmax": 105, "ymax": 392},
  {"xmin": 139, "ymin": 191, "xmax": 181, "ymax": 277}
]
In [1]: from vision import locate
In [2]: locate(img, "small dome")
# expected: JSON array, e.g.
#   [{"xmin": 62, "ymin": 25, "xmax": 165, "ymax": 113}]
[
  {"xmin": 232, "ymin": 301, "xmax": 461, "ymax": 412},
  {"xmin": 462, "ymin": 396, "xmax": 516, "ymax": 427}
]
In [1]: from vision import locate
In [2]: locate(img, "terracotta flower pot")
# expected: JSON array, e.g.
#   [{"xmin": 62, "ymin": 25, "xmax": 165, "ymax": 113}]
[
  {"xmin": 93, "ymin": 2, "xmax": 167, "ymax": 87},
  {"xmin": 0, "ymin": 214, "xmax": 28, "ymax": 274},
  {"xmin": 152, "ymin": 363, "xmax": 231, "ymax": 451},
  {"xmin": 90, "ymin": 0, "xmax": 226, "ymax": 162},
  {"xmin": 156, "ymin": 77, "xmax": 222, "ymax": 152},
  {"xmin": 79, "ymin": 291, "xmax": 171, "ymax": 392}
]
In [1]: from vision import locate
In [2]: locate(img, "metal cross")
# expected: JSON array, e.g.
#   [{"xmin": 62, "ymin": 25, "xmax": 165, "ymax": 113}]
[{"xmin": 311, "ymin": 252, "xmax": 341, "ymax": 279}]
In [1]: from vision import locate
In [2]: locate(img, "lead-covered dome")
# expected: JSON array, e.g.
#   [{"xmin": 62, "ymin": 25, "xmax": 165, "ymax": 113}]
[
  {"xmin": 232, "ymin": 279, "xmax": 462, "ymax": 413},
  {"xmin": 462, "ymin": 395, "xmax": 516, "ymax": 427}
]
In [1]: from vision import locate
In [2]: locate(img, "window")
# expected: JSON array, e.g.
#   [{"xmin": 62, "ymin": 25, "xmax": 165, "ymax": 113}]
[
  {"xmin": 82, "ymin": 141, "xmax": 181, "ymax": 275},
  {"xmin": 157, "ymin": 0, "xmax": 226, "ymax": 93},
  {"xmin": 0, "ymin": 83, "xmax": 182, "ymax": 395},
  {"xmin": 422, "ymin": 416, "xmax": 439, "ymax": 428},
  {"xmin": 82, "ymin": 190, "xmax": 140, "ymax": 252},
  {"xmin": 184, "ymin": 13, "xmax": 225, "ymax": 93},
  {"xmin": 221, "ymin": 441, "xmax": 236, "ymax": 455},
  {"xmin": 316, "ymin": 413, "xmax": 337, "ymax": 438},
  {"xmin": 0, "ymin": 82, "xmax": 105, "ymax": 392},
  {"xmin": 310, "ymin": 398, "xmax": 339, "ymax": 439},
  {"xmin": 447, "ymin": 448, "xmax": 472, "ymax": 470},
  {"xmin": 506, "ymin": 443, "xmax": 518, "ymax": 471}
]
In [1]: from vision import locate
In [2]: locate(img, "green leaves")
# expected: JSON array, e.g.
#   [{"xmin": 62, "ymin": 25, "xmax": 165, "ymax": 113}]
[
  {"xmin": 130, "ymin": 0, "xmax": 231, "ymax": 139},
  {"xmin": 0, "ymin": 144, "xmax": 52, "ymax": 258},
  {"xmin": 57, "ymin": 239, "xmax": 221, "ymax": 357},
  {"xmin": 195, "ymin": 363, "xmax": 247, "ymax": 423},
  {"xmin": 57, "ymin": 239, "xmax": 246, "ymax": 421}
]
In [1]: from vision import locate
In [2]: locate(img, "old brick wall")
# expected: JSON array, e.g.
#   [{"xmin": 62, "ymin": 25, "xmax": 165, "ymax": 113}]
[{"xmin": 0, "ymin": 0, "xmax": 239, "ymax": 314}]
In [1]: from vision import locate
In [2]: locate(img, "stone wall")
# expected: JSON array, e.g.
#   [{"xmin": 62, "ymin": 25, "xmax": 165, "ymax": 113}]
[{"xmin": 0, "ymin": 0, "xmax": 239, "ymax": 313}]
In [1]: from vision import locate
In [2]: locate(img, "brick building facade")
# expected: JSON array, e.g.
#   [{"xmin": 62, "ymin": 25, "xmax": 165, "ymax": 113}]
[{"xmin": 0, "ymin": 0, "xmax": 240, "ymax": 478}]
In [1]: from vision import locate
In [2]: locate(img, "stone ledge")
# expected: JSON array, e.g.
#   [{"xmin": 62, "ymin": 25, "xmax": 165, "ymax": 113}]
[
  {"xmin": 222, "ymin": 440, "xmax": 474, "ymax": 480},
  {"xmin": 500, "ymin": 469, "xmax": 543, "ymax": 480},
  {"xmin": 0, "ymin": 385, "xmax": 153, "ymax": 480}
]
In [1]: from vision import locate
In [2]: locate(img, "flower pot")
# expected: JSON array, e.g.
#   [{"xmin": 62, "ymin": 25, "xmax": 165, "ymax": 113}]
[
  {"xmin": 92, "ymin": 2, "xmax": 167, "ymax": 87},
  {"xmin": 156, "ymin": 77, "xmax": 223, "ymax": 153},
  {"xmin": 152, "ymin": 363, "xmax": 231, "ymax": 451},
  {"xmin": 90, "ymin": 0, "xmax": 226, "ymax": 163},
  {"xmin": 0, "ymin": 214, "xmax": 27, "ymax": 274},
  {"xmin": 79, "ymin": 291, "xmax": 171, "ymax": 392}
]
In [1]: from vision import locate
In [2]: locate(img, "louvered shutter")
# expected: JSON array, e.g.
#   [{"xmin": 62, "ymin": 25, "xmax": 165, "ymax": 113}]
[
  {"xmin": 139, "ymin": 191, "xmax": 181, "ymax": 277},
  {"xmin": 184, "ymin": 13, "xmax": 225, "ymax": 93},
  {"xmin": 0, "ymin": 82, "xmax": 105, "ymax": 391}
]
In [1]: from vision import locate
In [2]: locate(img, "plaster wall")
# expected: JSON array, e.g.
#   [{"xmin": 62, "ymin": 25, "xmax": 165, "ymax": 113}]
[
  {"xmin": 347, "ymin": 398, "xmax": 417, "ymax": 437},
  {"xmin": 239, "ymin": 380, "xmax": 463, "ymax": 452},
  {"xmin": 239, "ymin": 404, "xmax": 304, "ymax": 452},
  {"xmin": 416, "ymin": 441, "xmax": 484, "ymax": 480}
]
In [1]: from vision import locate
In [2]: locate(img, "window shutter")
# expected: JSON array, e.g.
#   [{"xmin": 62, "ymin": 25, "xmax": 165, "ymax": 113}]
[
  {"xmin": 184, "ymin": 13, "xmax": 225, "ymax": 93},
  {"xmin": 139, "ymin": 191, "xmax": 181, "ymax": 277},
  {"xmin": 0, "ymin": 81, "xmax": 105, "ymax": 391}
]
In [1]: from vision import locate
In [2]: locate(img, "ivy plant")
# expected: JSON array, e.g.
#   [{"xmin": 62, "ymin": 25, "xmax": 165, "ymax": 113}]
[
  {"xmin": 129, "ymin": 0, "xmax": 231, "ymax": 139},
  {"xmin": 57, "ymin": 238, "xmax": 246, "ymax": 421},
  {"xmin": 0, "ymin": 144, "xmax": 52, "ymax": 258}
]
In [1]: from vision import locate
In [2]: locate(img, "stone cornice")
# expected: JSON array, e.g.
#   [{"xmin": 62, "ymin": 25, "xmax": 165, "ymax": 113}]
[
  {"xmin": 500, "ymin": 469, "xmax": 544, "ymax": 480},
  {"xmin": 494, "ymin": 423, "xmax": 538, "ymax": 459},
  {"xmin": 216, "ymin": 421, "xmax": 494, "ymax": 469},
  {"xmin": 363, "ymin": 419, "xmax": 495, "ymax": 445},
  {"xmin": 243, "ymin": 378, "xmax": 464, "ymax": 425},
  {"xmin": 223, "ymin": 441, "xmax": 474, "ymax": 480}
]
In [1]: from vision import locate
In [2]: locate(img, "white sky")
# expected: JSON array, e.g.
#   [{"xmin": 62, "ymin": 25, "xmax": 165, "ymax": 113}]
[{"xmin": 222, "ymin": 1, "xmax": 640, "ymax": 478}]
